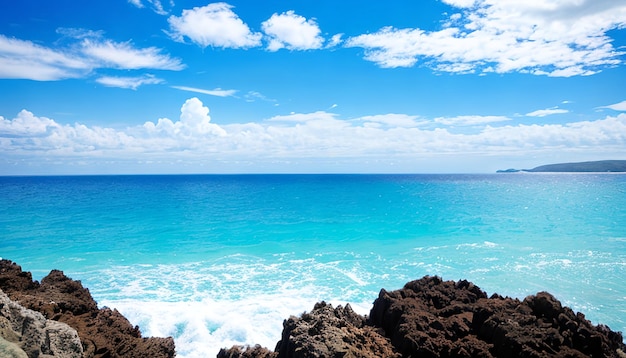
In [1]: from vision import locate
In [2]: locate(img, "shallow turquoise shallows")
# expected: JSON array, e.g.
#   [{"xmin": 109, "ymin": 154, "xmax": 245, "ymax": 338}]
[{"xmin": 1, "ymin": 174, "xmax": 625, "ymax": 357}]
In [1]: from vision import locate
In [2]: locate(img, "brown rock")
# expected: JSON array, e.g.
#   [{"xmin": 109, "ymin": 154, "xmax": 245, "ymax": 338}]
[
  {"xmin": 0, "ymin": 259, "xmax": 176, "ymax": 358},
  {"xmin": 217, "ymin": 344, "xmax": 277, "ymax": 358},
  {"xmin": 275, "ymin": 301, "xmax": 399, "ymax": 358},
  {"xmin": 219, "ymin": 276, "xmax": 626, "ymax": 358}
]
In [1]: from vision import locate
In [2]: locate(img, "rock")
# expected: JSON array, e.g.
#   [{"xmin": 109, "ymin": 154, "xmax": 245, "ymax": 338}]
[
  {"xmin": 0, "ymin": 259, "xmax": 176, "ymax": 358},
  {"xmin": 217, "ymin": 344, "xmax": 277, "ymax": 358},
  {"xmin": 369, "ymin": 276, "xmax": 492, "ymax": 357},
  {"xmin": 370, "ymin": 276, "xmax": 626, "ymax": 358},
  {"xmin": 275, "ymin": 301, "xmax": 399, "ymax": 358},
  {"xmin": 1, "ymin": 288, "xmax": 84, "ymax": 358},
  {"xmin": 220, "ymin": 275, "xmax": 626, "ymax": 358}
]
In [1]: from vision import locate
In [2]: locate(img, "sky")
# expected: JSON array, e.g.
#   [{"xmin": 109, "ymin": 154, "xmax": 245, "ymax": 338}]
[{"xmin": 1, "ymin": 0, "xmax": 626, "ymax": 175}]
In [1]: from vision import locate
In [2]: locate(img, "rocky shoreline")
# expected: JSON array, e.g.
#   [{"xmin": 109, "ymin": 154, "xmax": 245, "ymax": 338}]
[
  {"xmin": 0, "ymin": 259, "xmax": 175, "ymax": 358},
  {"xmin": 1, "ymin": 259, "xmax": 625, "ymax": 358},
  {"xmin": 219, "ymin": 276, "xmax": 626, "ymax": 358}
]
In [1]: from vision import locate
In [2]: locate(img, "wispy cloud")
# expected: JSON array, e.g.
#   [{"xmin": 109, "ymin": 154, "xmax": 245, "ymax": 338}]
[
  {"xmin": 345, "ymin": 1, "xmax": 626, "ymax": 76},
  {"xmin": 96, "ymin": 74, "xmax": 164, "ymax": 90},
  {"xmin": 172, "ymin": 86, "xmax": 238, "ymax": 97},
  {"xmin": 356, "ymin": 114, "xmax": 422, "ymax": 128},
  {"xmin": 0, "ymin": 34, "xmax": 91, "ymax": 81},
  {"xmin": 526, "ymin": 107, "xmax": 569, "ymax": 117},
  {"xmin": 244, "ymin": 91, "xmax": 277, "ymax": 103},
  {"xmin": 267, "ymin": 111, "xmax": 338, "ymax": 122},
  {"xmin": 167, "ymin": 3, "xmax": 262, "ymax": 48},
  {"xmin": 598, "ymin": 100, "xmax": 626, "ymax": 111},
  {"xmin": 434, "ymin": 115, "xmax": 511, "ymax": 126},
  {"xmin": 0, "ymin": 33, "xmax": 184, "ymax": 81},
  {"xmin": 127, "ymin": 0, "xmax": 171, "ymax": 15},
  {"xmin": 81, "ymin": 39, "xmax": 184, "ymax": 70}
]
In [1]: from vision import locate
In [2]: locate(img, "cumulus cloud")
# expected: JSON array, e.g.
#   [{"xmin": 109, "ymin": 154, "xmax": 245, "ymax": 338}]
[
  {"xmin": 2, "ymin": 98, "xmax": 625, "ymax": 173},
  {"xmin": 96, "ymin": 74, "xmax": 164, "ymax": 89},
  {"xmin": 262, "ymin": 11, "xmax": 324, "ymax": 51},
  {"xmin": 345, "ymin": 0, "xmax": 626, "ymax": 76},
  {"xmin": 172, "ymin": 86, "xmax": 237, "ymax": 97},
  {"xmin": 167, "ymin": 3, "xmax": 262, "ymax": 48},
  {"xmin": 0, "ymin": 110, "xmax": 59, "ymax": 137},
  {"xmin": 143, "ymin": 97, "xmax": 227, "ymax": 138},
  {"xmin": 526, "ymin": 107, "xmax": 569, "ymax": 117}
]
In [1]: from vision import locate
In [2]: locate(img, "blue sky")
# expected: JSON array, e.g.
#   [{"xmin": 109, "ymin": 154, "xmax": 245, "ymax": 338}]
[{"xmin": 1, "ymin": 0, "xmax": 626, "ymax": 174}]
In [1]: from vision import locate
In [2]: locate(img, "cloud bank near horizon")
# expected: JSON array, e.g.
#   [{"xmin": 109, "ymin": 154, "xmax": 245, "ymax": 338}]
[{"xmin": 1, "ymin": 97, "xmax": 625, "ymax": 174}]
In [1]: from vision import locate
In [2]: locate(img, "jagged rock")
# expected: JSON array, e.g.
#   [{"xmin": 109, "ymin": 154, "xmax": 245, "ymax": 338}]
[
  {"xmin": 369, "ymin": 276, "xmax": 491, "ymax": 357},
  {"xmin": 220, "ymin": 276, "xmax": 626, "ymax": 358},
  {"xmin": 275, "ymin": 301, "xmax": 399, "ymax": 358},
  {"xmin": 1, "ymin": 289, "xmax": 83, "ymax": 358},
  {"xmin": 217, "ymin": 344, "xmax": 277, "ymax": 358},
  {"xmin": 369, "ymin": 276, "xmax": 626, "ymax": 358},
  {"xmin": 0, "ymin": 259, "xmax": 176, "ymax": 358}
]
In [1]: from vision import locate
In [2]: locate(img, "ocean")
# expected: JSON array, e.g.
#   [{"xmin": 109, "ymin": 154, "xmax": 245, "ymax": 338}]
[{"xmin": 1, "ymin": 174, "xmax": 625, "ymax": 357}]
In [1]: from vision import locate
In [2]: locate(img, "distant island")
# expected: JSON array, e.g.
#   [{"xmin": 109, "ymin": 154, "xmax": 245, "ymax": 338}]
[{"xmin": 497, "ymin": 160, "xmax": 626, "ymax": 173}]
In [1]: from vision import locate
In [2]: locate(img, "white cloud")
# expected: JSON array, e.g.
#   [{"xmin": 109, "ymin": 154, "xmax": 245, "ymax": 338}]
[
  {"xmin": 441, "ymin": 0, "xmax": 477, "ymax": 8},
  {"xmin": 2, "ymin": 99, "xmax": 625, "ymax": 173},
  {"xmin": 598, "ymin": 100, "xmax": 626, "ymax": 111},
  {"xmin": 0, "ymin": 34, "xmax": 91, "ymax": 80},
  {"xmin": 357, "ymin": 114, "xmax": 422, "ymax": 128},
  {"xmin": 261, "ymin": 11, "xmax": 324, "ymax": 51},
  {"xmin": 345, "ymin": 0, "xmax": 626, "ymax": 76},
  {"xmin": 526, "ymin": 107, "xmax": 569, "ymax": 117},
  {"xmin": 244, "ymin": 91, "xmax": 277, "ymax": 103},
  {"xmin": 327, "ymin": 34, "xmax": 343, "ymax": 48},
  {"xmin": 434, "ymin": 115, "xmax": 511, "ymax": 126},
  {"xmin": 143, "ymin": 97, "xmax": 227, "ymax": 138},
  {"xmin": 267, "ymin": 111, "xmax": 337, "ymax": 122},
  {"xmin": 128, "ymin": 0, "xmax": 171, "ymax": 15},
  {"xmin": 0, "ymin": 33, "xmax": 183, "ymax": 81},
  {"xmin": 81, "ymin": 39, "xmax": 184, "ymax": 70},
  {"xmin": 172, "ymin": 86, "xmax": 237, "ymax": 97},
  {"xmin": 167, "ymin": 3, "xmax": 262, "ymax": 48},
  {"xmin": 128, "ymin": 0, "xmax": 143, "ymax": 8},
  {"xmin": 96, "ymin": 74, "xmax": 164, "ymax": 90},
  {"xmin": 0, "ymin": 110, "xmax": 59, "ymax": 137}
]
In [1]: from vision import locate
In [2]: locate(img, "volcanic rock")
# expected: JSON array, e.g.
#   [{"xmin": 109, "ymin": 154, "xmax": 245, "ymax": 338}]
[
  {"xmin": 220, "ymin": 276, "xmax": 626, "ymax": 358},
  {"xmin": 0, "ymin": 259, "xmax": 175, "ymax": 358}
]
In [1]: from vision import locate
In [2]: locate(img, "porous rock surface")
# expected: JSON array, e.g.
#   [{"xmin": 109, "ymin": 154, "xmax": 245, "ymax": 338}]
[
  {"xmin": 1, "ymin": 288, "xmax": 83, "ymax": 358},
  {"xmin": 220, "ymin": 276, "xmax": 626, "ymax": 358},
  {"xmin": 0, "ymin": 259, "xmax": 175, "ymax": 358}
]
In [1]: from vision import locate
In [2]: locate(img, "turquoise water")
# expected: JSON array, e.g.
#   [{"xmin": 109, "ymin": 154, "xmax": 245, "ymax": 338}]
[{"xmin": 1, "ymin": 174, "xmax": 625, "ymax": 357}]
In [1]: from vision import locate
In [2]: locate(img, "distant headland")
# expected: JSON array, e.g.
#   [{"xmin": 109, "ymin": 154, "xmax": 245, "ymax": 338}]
[{"xmin": 497, "ymin": 160, "xmax": 626, "ymax": 173}]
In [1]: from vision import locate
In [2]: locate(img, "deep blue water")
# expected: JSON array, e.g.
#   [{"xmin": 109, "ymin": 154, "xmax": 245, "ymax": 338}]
[{"xmin": 1, "ymin": 174, "xmax": 625, "ymax": 357}]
